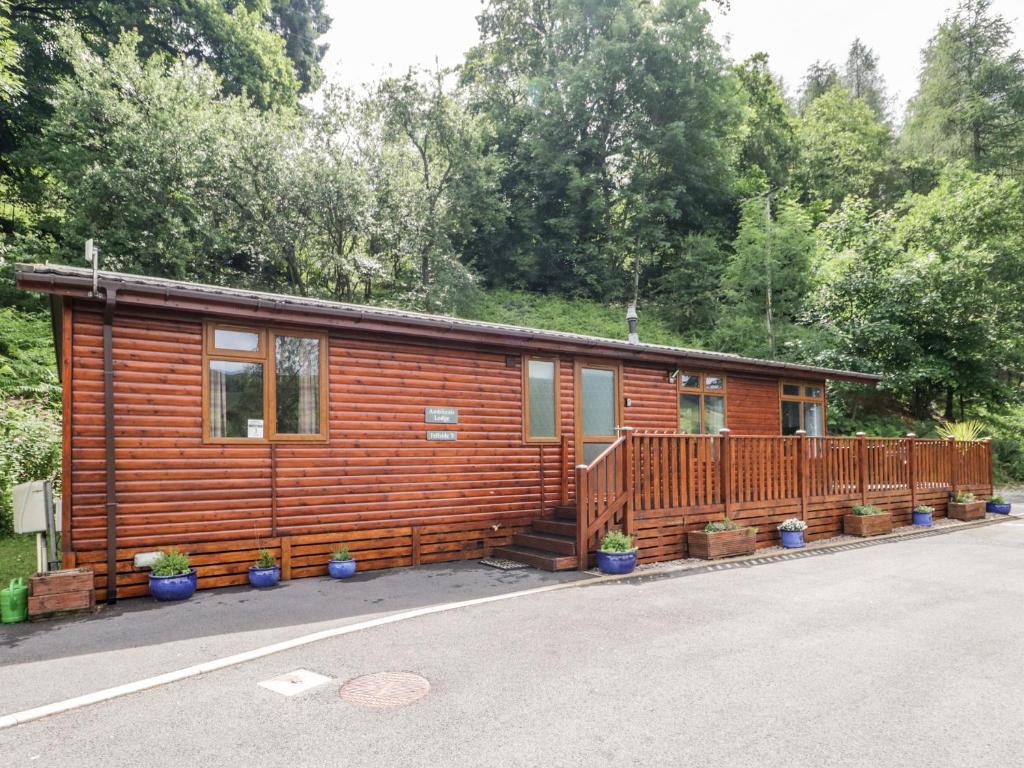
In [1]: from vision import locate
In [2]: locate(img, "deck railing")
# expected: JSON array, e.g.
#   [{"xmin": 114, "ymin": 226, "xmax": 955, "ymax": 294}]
[{"xmin": 574, "ymin": 430, "xmax": 993, "ymax": 569}]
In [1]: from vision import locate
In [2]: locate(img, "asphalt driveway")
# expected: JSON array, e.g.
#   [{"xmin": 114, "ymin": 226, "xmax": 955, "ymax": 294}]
[{"xmin": 3, "ymin": 516, "xmax": 1024, "ymax": 767}]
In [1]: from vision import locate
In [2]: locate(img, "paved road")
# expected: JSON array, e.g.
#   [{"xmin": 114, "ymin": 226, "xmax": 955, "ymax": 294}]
[
  {"xmin": 3, "ymin": 517, "xmax": 1023, "ymax": 767},
  {"xmin": 0, "ymin": 560, "xmax": 583, "ymax": 713}
]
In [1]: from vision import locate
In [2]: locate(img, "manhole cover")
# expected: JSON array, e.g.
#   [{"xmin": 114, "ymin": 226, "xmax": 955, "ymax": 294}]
[{"xmin": 339, "ymin": 672, "xmax": 430, "ymax": 708}]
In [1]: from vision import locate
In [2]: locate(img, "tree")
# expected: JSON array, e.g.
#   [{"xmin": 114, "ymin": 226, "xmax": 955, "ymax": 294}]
[
  {"xmin": 795, "ymin": 85, "xmax": 891, "ymax": 214},
  {"xmin": 461, "ymin": 0, "xmax": 740, "ymax": 300},
  {"xmin": 733, "ymin": 52, "xmax": 799, "ymax": 196},
  {"xmin": 902, "ymin": 0, "xmax": 1024, "ymax": 175},
  {"xmin": 0, "ymin": 1, "xmax": 21, "ymax": 102},
  {"xmin": 843, "ymin": 38, "xmax": 889, "ymax": 120},
  {"xmin": 811, "ymin": 169, "xmax": 1024, "ymax": 418},
  {"xmin": 715, "ymin": 195, "xmax": 815, "ymax": 358},
  {"xmin": 797, "ymin": 60, "xmax": 839, "ymax": 112},
  {"xmin": 18, "ymin": 31, "xmax": 298, "ymax": 287},
  {"xmin": 267, "ymin": 0, "xmax": 331, "ymax": 93}
]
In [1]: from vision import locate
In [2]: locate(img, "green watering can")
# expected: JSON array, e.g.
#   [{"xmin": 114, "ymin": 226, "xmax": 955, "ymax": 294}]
[{"xmin": 1, "ymin": 577, "xmax": 28, "ymax": 623}]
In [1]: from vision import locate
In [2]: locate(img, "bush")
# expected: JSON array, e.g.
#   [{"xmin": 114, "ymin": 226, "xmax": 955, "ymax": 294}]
[
  {"xmin": 0, "ymin": 398, "xmax": 62, "ymax": 535},
  {"xmin": 599, "ymin": 530, "xmax": 635, "ymax": 552},
  {"xmin": 331, "ymin": 546, "xmax": 351, "ymax": 561},
  {"xmin": 914, "ymin": 505, "xmax": 934, "ymax": 514},
  {"xmin": 150, "ymin": 548, "xmax": 191, "ymax": 577},
  {"xmin": 778, "ymin": 518, "xmax": 808, "ymax": 532},
  {"xmin": 952, "ymin": 491, "xmax": 976, "ymax": 503},
  {"xmin": 851, "ymin": 505, "xmax": 884, "ymax": 516},
  {"xmin": 988, "ymin": 494, "xmax": 1006, "ymax": 504},
  {"xmin": 704, "ymin": 518, "xmax": 739, "ymax": 533},
  {"xmin": 254, "ymin": 548, "xmax": 275, "ymax": 569}
]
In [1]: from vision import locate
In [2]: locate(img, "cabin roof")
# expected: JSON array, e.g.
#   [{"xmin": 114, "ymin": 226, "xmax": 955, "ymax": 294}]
[{"xmin": 16, "ymin": 263, "xmax": 881, "ymax": 384}]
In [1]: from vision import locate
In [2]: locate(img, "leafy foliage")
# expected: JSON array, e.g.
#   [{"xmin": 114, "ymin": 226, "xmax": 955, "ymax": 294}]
[
  {"xmin": 150, "ymin": 548, "xmax": 191, "ymax": 577},
  {"xmin": 851, "ymin": 505, "xmax": 884, "ymax": 516},
  {"xmin": 936, "ymin": 420, "xmax": 986, "ymax": 441},
  {"xmin": 704, "ymin": 518, "xmax": 739, "ymax": 533},
  {"xmin": 952, "ymin": 491, "xmax": 976, "ymax": 503},
  {"xmin": 778, "ymin": 518, "xmax": 808, "ymax": 532},
  {"xmin": 331, "ymin": 546, "xmax": 351, "ymax": 561},
  {"xmin": 599, "ymin": 530, "xmax": 635, "ymax": 552},
  {"xmin": 254, "ymin": 548, "xmax": 276, "ymax": 569}
]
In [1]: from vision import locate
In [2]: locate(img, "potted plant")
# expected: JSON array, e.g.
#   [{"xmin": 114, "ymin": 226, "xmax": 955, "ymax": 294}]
[
  {"xmin": 844, "ymin": 505, "xmax": 894, "ymax": 537},
  {"xmin": 595, "ymin": 530, "xmax": 638, "ymax": 575},
  {"xmin": 148, "ymin": 548, "xmax": 197, "ymax": 601},
  {"xmin": 328, "ymin": 546, "xmax": 357, "ymax": 579},
  {"xmin": 778, "ymin": 518, "xmax": 808, "ymax": 548},
  {"xmin": 249, "ymin": 548, "xmax": 281, "ymax": 588},
  {"xmin": 948, "ymin": 491, "xmax": 986, "ymax": 521},
  {"xmin": 687, "ymin": 518, "xmax": 757, "ymax": 559},
  {"xmin": 987, "ymin": 495, "xmax": 1012, "ymax": 515},
  {"xmin": 912, "ymin": 505, "xmax": 934, "ymax": 527}
]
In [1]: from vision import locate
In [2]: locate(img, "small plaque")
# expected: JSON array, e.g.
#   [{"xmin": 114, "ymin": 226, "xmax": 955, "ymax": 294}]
[
  {"xmin": 426, "ymin": 430, "xmax": 457, "ymax": 441},
  {"xmin": 247, "ymin": 419, "xmax": 264, "ymax": 439},
  {"xmin": 425, "ymin": 407, "xmax": 458, "ymax": 424}
]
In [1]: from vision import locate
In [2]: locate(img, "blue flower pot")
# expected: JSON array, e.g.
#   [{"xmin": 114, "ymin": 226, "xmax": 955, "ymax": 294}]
[
  {"xmin": 328, "ymin": 559, "xmax": 357, "ymax": 579},
  {"xmin": 912, "ymin": 510, "xmax": 933, "ymax": 527},
  {"xmin": 780, "ymin": 529, "xmax": 805, "ymax": 548},
  {"xmin": 595, "ymin": 549, "xmax": 638, "ymax": 575},
  {"xmin": 987, "ymin": 502, "xmax": 1011, "ymax": 515},
  {"xmin": 149, "ymin": 569, "xmax": 197, "ymax": 601},
  {"xmin": 248, "ymin": 565, "xmax": 280, "ymax": 588}
]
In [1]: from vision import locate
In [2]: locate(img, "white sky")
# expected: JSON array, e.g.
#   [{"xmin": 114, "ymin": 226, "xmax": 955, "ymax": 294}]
[{"xmin": 318, "ymin": 0, "xmax": 1024, "ymax": 117}]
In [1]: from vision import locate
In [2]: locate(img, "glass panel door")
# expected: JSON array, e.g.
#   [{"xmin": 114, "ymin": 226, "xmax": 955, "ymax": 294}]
[{"xmin": 578, "ymin": 364, "xmax": 619, "ymax": 465}]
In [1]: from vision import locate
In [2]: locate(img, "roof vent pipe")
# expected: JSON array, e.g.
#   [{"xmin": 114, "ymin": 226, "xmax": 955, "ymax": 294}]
[{"xmin": 627, "ymin": 302, "xmax": 638, "ymax": 344}]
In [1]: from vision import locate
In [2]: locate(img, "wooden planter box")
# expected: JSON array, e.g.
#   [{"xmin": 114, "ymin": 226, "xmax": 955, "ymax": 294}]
[
  {"xmin": 28, "ymin": 568, "xmax": 95, "ymax": 620},
  {"xmin": 687, "ymin": 528, "xmax": 757, "ymax": 560},
  {"xmin": 948, "ymin": 500, "xmax": 986, "ymax": 521},
  {"xmin": 843, "ymin": 512, "xmax": 893, "ymax": 537}
]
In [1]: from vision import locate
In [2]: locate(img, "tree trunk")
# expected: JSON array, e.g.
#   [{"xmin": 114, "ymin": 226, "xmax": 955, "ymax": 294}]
[{"xmin": 944, "ymin": 386, "xmax": 955, "ymax": 421}]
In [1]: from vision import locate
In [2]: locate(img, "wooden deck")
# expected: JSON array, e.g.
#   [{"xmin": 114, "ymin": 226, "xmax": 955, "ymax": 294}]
[{"xmin": 574, "ymin": 431, "xmax": 993, "ymax": 569}]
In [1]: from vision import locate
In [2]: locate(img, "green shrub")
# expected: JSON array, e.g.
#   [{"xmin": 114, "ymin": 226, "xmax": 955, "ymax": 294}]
[
  {"xmin": 331, "ymin": 546, "xmax": 351, "ymax": 561},
  {"xmin": 599, "ymin": 530, "xmax": 635, "ymax": 552},
  {"xmin": 0, "ymin": 398, "xmax": 62, "ymax": 535},
  {"xmin": 914, "ymin": 505, "xmax": 934, "ymax": 514},
  {"xmin": 953, "ymin": 491, "xmax": 976, "ymax": 503},
  {"xmin": 851, "ymin": 504, "xmax": 884, "ymax": 516},
  {"xmin": 254, "ymin": 548, "xmax": 275, "ymax": 569},
  {"xmin": 150, "ymin": 548, "xmax": 191, "ymax": 577},
  {"xmin": 988, "ymin": 495, "xmax": 1006, "ymax": 504},
  {"xmin": 704, "ymin": 518, "xmax": 739, "ymax": 533}
]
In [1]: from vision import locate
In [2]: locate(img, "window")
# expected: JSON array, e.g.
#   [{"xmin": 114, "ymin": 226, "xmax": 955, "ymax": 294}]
[
  {"xmin": 677, "ymin": 372, "xmax": 727, "ymax": 434},
  {"xmin": 204, "ymin": 322, "xmax": 328, "ymax": 442},
  {"xmin": 523, "ymin": 357, "xmax": 559, "ymax": 442},
  {"xmin": 781, "ymin": 381, "xmax": 825, "ymax": 436}
]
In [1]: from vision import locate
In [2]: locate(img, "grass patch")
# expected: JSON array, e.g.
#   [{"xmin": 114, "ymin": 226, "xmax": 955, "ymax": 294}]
[
  {"xmin": 460, "ymin": 289, "xmax": 701, "ymax": 348},
  {"xmin": 0, "ymin": 534, "xmax": 37, "ymax": 584}
]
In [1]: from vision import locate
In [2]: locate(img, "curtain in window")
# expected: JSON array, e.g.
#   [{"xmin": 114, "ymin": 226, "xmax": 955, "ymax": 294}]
[
  {"xmin": 297, "ymin": 339, "xmax": 319, "ymax": 434},
  {"xmin": 210, "ymin": 362, "xmax": 227, "ymax": 438}
]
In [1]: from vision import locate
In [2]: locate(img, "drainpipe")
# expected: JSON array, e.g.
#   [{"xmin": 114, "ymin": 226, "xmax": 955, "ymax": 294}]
[{"xmin": 102, "ymin": 286, "xmax": 119, "ymax": 604}]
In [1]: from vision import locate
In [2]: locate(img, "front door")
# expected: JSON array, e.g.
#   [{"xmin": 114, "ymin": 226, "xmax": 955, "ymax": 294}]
[{"xmin": 576, "ymin": 361, "xmax": 622, "ymax": 466}]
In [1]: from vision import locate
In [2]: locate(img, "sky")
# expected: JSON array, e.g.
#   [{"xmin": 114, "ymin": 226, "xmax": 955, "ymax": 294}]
[{"xmin": 318, "ymin": 0, "xmax": 1024, "ymax": 117}]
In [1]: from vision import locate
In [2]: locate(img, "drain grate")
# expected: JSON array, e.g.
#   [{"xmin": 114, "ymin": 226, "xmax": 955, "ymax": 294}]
[{"xmin": 339, "ymin": 672, "xmax": 430, "ymax": 708}]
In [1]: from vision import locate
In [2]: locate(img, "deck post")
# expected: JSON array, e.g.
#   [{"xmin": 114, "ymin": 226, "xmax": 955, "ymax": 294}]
[
  {"xmin": 281, "ymin": 537, "xmax": 291, "ymax": 581},
  {"xmin": 575, "ymin": 464, "xmax": 588, "ymax": 571},
  {"xmin": 984, "ymin": 437, "xmax": 994, "ymax": 496},
  {"xmin": 621, "ymin": 427, "xmax": 635, "ymax": 537},
  {"xmin": 948, "ymin": 437, "xmax": 959, "ymax": 496},
  {"xmin": 796, "ymin": 429, "xmax": 808, "ymax": 521},
  {"xmin": 719, "ymin": 428, "xmax": 732, "ymax": 517},
  {"xmin": 856, "ymin": 432, "xmax": 868, "ymax": 505},
  {"xmin": 906, "ymin": 433, "xmax": 917, "ymax": 512}
]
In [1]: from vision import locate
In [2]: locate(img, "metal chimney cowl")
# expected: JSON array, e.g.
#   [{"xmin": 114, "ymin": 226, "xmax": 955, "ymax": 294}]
[{"xmin": 627, "ymin": 302, "xmax": 638, "ymax": 344}]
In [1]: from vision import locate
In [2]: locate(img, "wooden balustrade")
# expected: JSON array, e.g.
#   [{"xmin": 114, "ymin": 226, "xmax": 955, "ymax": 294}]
[{"xmin": 574, "ymin": 429, "xmax": 994, "ymax": 570}]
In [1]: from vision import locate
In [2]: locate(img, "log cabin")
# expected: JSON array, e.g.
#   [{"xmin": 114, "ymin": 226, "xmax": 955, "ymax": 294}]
[{"xmin": 16, "ymin": 263, "xmax": 993, "ymax": 601}]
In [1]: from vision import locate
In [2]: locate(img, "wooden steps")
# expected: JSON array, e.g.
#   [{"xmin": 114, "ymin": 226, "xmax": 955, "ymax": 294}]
[{"xmin": 491, "ymin": 503, "xmax": 579, "ymax": 571}]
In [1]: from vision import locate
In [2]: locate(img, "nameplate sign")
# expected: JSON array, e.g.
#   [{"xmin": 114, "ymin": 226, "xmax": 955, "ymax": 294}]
[
  {"xmin": 426, "ymin": 430, "xmax": 457, "ymax": 442},
  {"xmin": 425, "ymin": 407, "xmax": 459, "ymax": 424}
]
